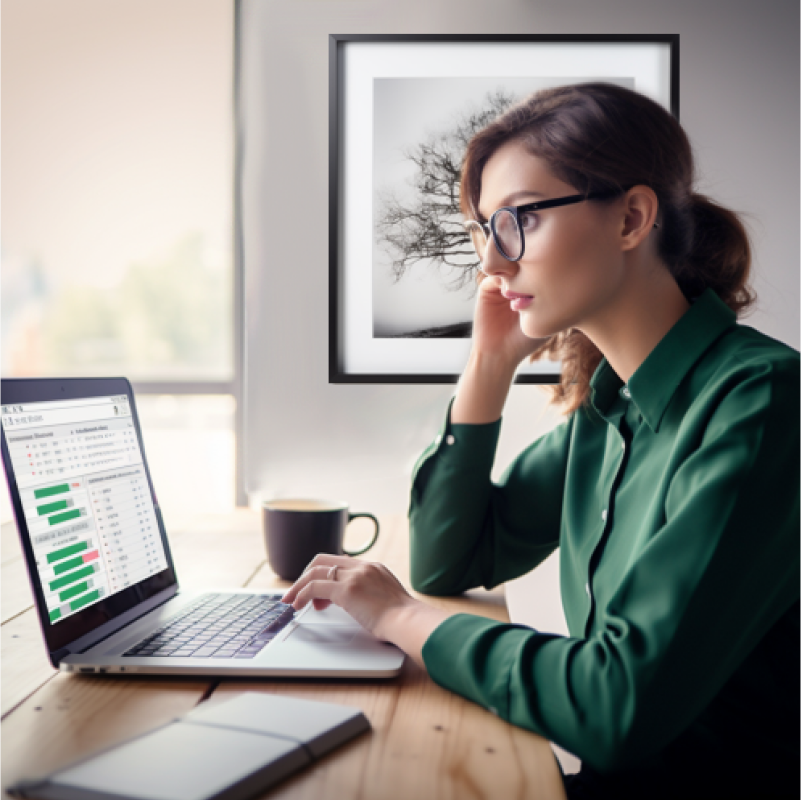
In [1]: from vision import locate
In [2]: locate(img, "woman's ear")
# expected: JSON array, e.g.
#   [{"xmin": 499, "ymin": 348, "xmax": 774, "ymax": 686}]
[{"xmin": 619, "ymin": 185, "xmax": 659, "ymax": 251}]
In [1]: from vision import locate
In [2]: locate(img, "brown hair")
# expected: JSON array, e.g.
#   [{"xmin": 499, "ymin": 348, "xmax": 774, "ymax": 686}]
[{"xmin": 459, "ymin": 82, "xmax": 755, "ymax": 414}]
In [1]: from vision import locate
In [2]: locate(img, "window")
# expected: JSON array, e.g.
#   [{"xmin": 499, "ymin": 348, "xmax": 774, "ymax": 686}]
[{"xmin": 2, "ymin": 0, "xmax": 239, "ymax": 521}]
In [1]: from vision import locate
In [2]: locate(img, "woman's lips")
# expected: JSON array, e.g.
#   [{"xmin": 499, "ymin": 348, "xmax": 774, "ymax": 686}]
[{"xmin": 502, "ymin": 290, "xmax": 534, "ymax": 311}]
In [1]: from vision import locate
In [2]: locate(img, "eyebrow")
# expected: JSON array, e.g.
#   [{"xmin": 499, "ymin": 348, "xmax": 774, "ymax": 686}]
[{"xmin": 477, "ymin": 190, "xmax": 545, "ymax": 220}]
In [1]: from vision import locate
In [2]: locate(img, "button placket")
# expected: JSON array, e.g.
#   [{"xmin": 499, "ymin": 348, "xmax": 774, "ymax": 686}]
[{"xmin": 584, "ymin": 414, "xmax": 627, "ymax": 634}]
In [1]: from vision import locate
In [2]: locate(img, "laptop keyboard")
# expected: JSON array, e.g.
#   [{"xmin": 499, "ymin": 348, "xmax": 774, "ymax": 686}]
[{"xmin": 123, "ymin": 592, "xmax": 295, "ymax": 660}]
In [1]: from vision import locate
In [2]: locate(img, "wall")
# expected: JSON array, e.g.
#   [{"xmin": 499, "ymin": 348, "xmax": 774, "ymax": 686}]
[{"xmin": 240, "ymin": 0, "xmax": 799, "ymax": 514}]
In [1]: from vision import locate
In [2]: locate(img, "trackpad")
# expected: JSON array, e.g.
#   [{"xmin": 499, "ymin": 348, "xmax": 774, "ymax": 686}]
[{"xmin": 289, "ymin": 625, "xmax": 357, "ymax": 646}]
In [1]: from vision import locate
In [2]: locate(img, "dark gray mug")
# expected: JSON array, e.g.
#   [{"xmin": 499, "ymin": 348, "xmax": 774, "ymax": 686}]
[{"xmin": 262, "ymin": 499, "xmax": 380, "ymax": 581}]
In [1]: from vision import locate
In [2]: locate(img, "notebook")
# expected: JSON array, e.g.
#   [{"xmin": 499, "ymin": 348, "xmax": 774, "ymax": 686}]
[
  {"xmin": 0, "ymin": 377, "xmax": 405, "ymax": 678},
  {"xmin": 8, "ymin": 691, "xmax": 370, "ymax": 800}
]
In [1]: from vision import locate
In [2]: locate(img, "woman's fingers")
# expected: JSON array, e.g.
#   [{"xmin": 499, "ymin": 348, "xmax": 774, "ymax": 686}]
[
  {"xmin": 281, "ymin": 558, "xmax": 356, "ymax": 605},
  {"xmin": 281, "ymin": 564, "xmax": 327, "ymax": 604},
  {"xmin": 291, "ymin": 574, "xmax": 341, "ymax": 610}
]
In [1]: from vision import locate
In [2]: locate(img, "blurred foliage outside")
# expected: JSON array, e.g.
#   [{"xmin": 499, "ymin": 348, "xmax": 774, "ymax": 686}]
[{"xmin": 2, "ymin": 234, "xmax": 232, "ymax": 381}]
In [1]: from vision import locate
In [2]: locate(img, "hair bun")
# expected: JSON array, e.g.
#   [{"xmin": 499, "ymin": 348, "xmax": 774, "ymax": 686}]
[{"xmin": 680, "ymin": 193, "xmax": 753, "ymax": 313}]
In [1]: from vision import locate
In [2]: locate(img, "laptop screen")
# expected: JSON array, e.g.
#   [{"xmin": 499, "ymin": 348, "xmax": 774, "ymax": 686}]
[
  {"xmin": 1, "ymin": 378, "xmax": 178, "ymax": 660},
  {"xmin": 2, "ymin": 394, "xmax": 169, "ymax": 625}
]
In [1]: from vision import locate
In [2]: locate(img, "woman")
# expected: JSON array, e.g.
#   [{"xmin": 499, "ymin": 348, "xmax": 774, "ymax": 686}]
[{"xmin": 282, "ymin": 83, "xmax": 799, "ymax": 799}]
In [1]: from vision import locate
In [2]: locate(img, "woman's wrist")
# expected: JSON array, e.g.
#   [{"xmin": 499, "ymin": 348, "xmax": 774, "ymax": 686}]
[
  {"xmin": 377, "ymin": 599, "xmax": 451, "ymax": 668},
  {"xmin": 451, "ymin": 350, "xmax": 517, "ymax": 425}
]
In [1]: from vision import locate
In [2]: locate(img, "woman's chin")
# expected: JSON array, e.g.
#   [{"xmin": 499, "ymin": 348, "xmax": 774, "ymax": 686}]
[{"xmin": 520, "ymin": 316, "xmax": 559, "ymax": 341}]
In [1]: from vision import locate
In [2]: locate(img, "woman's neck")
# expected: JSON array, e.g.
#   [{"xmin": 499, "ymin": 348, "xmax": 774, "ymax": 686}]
[{"xmin": 578, "ymin": 261, "xmax": 691, "ymax": 385}]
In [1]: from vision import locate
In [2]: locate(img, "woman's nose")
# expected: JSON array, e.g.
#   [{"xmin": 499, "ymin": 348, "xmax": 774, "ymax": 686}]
[{"xmin": 479, "ymin": 234, "xmax": 517, "ymax": 278}]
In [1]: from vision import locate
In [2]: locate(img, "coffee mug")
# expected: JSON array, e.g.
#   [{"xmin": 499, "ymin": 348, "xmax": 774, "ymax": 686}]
[{"xmin": 262, "ymin": 499, "xmax": 380, "ymax": 581}]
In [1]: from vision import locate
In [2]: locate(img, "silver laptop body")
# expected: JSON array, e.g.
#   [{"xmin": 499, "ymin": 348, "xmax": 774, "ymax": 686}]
[{"xmin": 1, "ymin": 378, "xmax": 404, "ymax": 679}]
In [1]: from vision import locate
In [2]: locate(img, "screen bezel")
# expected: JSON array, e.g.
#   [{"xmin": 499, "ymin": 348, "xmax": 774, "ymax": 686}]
[{"xmin": 1, "ymin": 377, "xmax": 179, "ymax": 659}]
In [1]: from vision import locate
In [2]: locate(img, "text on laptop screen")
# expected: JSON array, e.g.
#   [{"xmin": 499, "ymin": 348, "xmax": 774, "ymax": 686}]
[{"xmin": 1, "ymin": 396, "xmax": 168, "ymax": 624}]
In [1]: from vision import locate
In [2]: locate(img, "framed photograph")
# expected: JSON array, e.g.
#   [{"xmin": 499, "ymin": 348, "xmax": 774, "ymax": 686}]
[{"xmin": 329, "ymin": 34, "xmax": 679, "ymax": 383}]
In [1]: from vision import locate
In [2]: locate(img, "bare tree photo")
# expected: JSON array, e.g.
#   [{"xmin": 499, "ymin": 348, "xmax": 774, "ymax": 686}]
[{"xmin": 376, "ymin": 90, "xmax": 516, "ymax": 296}]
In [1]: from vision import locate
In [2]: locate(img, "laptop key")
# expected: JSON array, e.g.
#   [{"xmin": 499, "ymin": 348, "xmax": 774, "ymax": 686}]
[{"xmin": 191, "ymin": 646, "xmax": 219, "ymax": 657}]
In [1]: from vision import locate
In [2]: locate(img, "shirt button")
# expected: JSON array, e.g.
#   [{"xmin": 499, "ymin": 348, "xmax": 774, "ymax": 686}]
[
  {"xmin": 445, "ymin": 434, "xmax": 456, "ymax": 446},
  {"xmin": 601, "ymin": 509, "xmax": 608, "ymax": 522},
  {"xmin": 622, "ymin": 387, "xmax": 631, "ymax": 399}
]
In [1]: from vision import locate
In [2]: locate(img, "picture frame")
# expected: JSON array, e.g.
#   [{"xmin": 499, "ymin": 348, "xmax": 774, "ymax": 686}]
[{"xmin": 329, "ymin": 34, "xmax": 680, "ymax": 384}]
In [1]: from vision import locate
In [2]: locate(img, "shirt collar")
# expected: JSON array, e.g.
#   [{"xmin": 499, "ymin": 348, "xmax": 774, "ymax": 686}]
[{"xmin": 590, "ymin": 289, "xmax": 737, "ymax": 432}]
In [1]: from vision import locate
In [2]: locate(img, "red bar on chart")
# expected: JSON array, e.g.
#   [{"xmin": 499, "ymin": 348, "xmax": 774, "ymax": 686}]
[{"xmin": 82, "ymin": 550, "xmax": 100, "ymax": 564}]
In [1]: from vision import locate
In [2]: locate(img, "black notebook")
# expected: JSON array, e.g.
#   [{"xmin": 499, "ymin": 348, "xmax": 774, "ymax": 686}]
[{"xmin": 9, "ymin": 692, "xmax": 370, "ymax": 800}]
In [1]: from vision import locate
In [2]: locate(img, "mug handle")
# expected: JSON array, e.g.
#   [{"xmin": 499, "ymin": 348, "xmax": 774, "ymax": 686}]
[{"xmin": 343, "ymin": 512, "xmax": 380, "ymax": 556}]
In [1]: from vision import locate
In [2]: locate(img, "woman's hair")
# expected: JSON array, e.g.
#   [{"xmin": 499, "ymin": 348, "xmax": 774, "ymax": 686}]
[{"xmin": 459, "ymin": 82, "xmax": 755, "ymax": 414}]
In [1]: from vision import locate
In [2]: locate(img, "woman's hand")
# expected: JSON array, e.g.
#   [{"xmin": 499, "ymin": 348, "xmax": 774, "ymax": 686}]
[
  {"xmin": 280, "ymin": 554, "xmax": 450, "ymax": 665},
  {"xmin": 471, "ymin": 274, "xmax": 545, "ymax": 366},
  {"xmin": 451, "ymin": 275, "xmax": 545, "ymax": 425}
]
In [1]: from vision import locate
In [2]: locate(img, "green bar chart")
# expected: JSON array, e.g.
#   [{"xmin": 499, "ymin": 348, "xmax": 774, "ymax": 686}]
[
  {"xmin": 48, "ymin": 585, "xmax": 105, "ymax": 622},
  {"xmin": 49, "ymin": 508, "xmax": 85, "ymax": 526},
  {"xmin": 52, "ymin": 546, "xmax": 100, "ymax": 575},
  {"xmin": 59, "ymin": 580, "xmax": 91, "ymax": 602},
  {"xmin": 34, "ymin": 484, "xmax": 70, "ymax": 500},
  {"xmin": 37, "ymin": 499, "xmax": 72, "ymax": 516},
  {"xmin": 49, "ymin": 563, "xmax": 99, "ymax": 592},
  {"xmin": 47, "ymin": 540, "xmax": 89, "ymax": 564}
]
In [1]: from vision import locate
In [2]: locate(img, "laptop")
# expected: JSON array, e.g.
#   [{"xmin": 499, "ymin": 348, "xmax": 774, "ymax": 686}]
[{"xmin": 1, "ymin": 377, "xmax": 405, "ymax": 678}]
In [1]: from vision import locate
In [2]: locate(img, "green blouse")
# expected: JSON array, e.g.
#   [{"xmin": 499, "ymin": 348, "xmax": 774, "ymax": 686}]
[{"xmin": 409, "ymin": 289, "xmax": 799, "ymax": 795}]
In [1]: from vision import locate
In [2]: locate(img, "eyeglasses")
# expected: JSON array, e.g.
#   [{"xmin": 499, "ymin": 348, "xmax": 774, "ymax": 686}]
[{"xmin": 464, "ymin": 189, "xmax": 624, "ymax": 262}]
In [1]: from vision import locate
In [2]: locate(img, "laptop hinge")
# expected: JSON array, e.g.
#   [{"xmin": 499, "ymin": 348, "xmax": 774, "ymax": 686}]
[
  {"xmin": 55, "ymin": 585, "xmax": 179, "ymax": 665},
  {"xmin": 51, "ymin": 647, "xmax": 71, "ymax": 665}
]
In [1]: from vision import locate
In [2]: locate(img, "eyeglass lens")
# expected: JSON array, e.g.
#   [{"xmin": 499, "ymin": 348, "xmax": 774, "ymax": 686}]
[
  {"xmin": 467, "ymin": 210, "xmax": 523, "ymax": 262},
  {"xmin": 493, "ymin": 209, "xmax": 522, "ymax": 260}
]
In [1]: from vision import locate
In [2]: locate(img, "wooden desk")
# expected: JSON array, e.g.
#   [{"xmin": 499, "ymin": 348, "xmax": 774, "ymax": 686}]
[{"xmin": 1, "ymin": 511, "xmax": 567, "ymax": 800}]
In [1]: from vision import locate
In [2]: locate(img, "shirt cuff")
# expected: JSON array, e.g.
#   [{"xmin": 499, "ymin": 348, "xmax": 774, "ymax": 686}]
[
  {"xmin": 410, "ymin": 397, "xmax": 503, "ymax": 487},
  {"xmin": 422, "ymin": 612, "xmax": 525, "ymax": 719}
]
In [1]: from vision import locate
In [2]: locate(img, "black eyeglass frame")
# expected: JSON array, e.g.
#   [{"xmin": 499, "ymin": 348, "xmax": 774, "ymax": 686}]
[{"xmin": 467, "ymin": 189, "xmax": 626, "ymax": 262}]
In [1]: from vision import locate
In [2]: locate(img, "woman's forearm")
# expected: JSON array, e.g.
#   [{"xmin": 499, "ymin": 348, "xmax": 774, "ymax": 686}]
[
  {"xmin": 408, "ymin": 352, "xmax": 511, "ymax": 596},
  {"xmin": 451, "ymin": 351, "xmax": 518, "ymax": 425}
]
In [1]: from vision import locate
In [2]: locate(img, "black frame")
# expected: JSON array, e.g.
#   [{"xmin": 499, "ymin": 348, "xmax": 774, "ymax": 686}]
[{"xmin": 329, "ymin": 33, "xmax": 680, "ymax": 384}]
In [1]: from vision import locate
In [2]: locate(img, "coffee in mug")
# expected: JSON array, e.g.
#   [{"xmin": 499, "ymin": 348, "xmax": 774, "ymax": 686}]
[{"xmin": 262, "ymin": 499, "xmax": 380, "ymax": 581}]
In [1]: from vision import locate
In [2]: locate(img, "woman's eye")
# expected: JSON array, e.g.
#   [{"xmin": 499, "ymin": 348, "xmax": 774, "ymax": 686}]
[{"xmin": 519, "ymin": 212, "xmax": 539, "ymax": 231}]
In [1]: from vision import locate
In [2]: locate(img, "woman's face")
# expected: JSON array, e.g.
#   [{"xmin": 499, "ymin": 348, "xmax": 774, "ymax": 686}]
[{"xmin": 476, "ymin": 139, "xmax": 628, "ymax": 340}]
